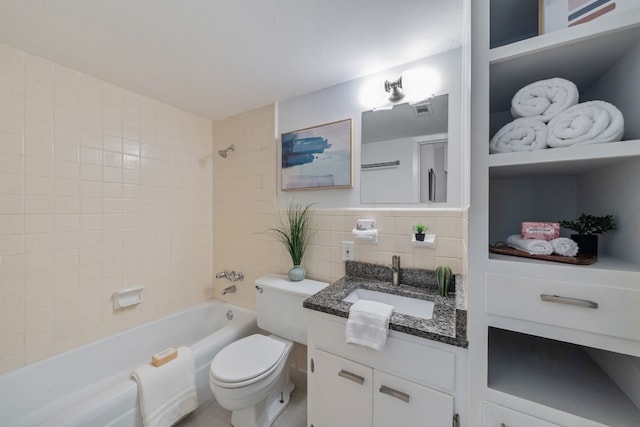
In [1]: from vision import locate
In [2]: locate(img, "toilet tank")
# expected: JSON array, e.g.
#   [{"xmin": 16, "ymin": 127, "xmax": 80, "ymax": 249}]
[{"xmin": 255, "ymin": 275, "xmax": 329, "ymax": 345}]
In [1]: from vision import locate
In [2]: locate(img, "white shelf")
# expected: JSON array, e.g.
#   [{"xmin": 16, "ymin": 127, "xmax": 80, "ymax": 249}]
[
  {"xmin": 411, "ymin": 234, "xmax": 436, "ymax": 247},
  {"xmin": 488, "ymin": 253, "xmax": 640, "ymax": 274},
  {"xmin": 488, "ymin": 11, "xmax": 640, "ymax": 113},
  {"xmin": 488, "ymin": 140, "xmax": 640, "ymax": 178},
  {"xmin": 488, "ymin": 328, "xmax": 640, "ymax": 427}
]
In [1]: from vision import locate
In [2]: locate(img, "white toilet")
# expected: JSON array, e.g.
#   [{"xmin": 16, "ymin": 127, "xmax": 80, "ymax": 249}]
[{"xmin": 209, "ymin": 275, "xmax": 328, "ymax": 427}]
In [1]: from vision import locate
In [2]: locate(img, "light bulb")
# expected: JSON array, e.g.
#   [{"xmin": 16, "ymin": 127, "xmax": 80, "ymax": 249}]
[
  {"xmin": 359, "ymin": 77, "xmax": 390, "ymax": 110},
  {"xmin": 401, "ymin": 67, "xmax": 442, "ymax": 103}
]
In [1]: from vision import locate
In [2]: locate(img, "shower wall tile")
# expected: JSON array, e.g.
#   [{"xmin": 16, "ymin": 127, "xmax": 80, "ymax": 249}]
[{"xmin": 0, "ymin": 42, "xmax": 213, "ymax": 374}]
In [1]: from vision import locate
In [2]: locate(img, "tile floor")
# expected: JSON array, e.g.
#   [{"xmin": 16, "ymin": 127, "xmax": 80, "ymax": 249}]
[{"xmin": 178, "ymin": 389, "xmax": 307, "ymax": 427}]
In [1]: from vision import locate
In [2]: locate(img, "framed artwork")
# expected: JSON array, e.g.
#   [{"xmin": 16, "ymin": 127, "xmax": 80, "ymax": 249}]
[
  {"xmin": 540, "ymin": 0, "xmax": 634, "ymax": 34},
  {"xmin": 280, "ymin": 118, "xmax": 353, "ymax": 191}
]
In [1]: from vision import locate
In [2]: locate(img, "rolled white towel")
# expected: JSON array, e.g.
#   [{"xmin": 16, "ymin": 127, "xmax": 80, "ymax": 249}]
[
  {"xmin": 511, "ymin": 78, "xmax": 579, "ymax": 122},
  {"xmin": 547, "ymin": 101, "xmax": 624, "ymax": 148},
  {"xmin": 507, "ymin": 234, "xmax": 553, "ymax": 255},
  {"xmin": 551, "ymin": 237, "xmax": 579, "ymax": 257},
  {"xmin": 490, "ymin": 118, "xmax": 548, "ymax": 154}
]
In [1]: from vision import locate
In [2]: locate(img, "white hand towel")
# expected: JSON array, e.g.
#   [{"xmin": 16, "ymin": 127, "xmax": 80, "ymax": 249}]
[
  {"xmin": 346, "ymin": 299, "xmax": 394, "ymax": 351},
  {"xmin": 547, "ymin": 100, "xmax": 624, "ymax": 148},
  {"xmin": 551, "ymin": 237, "xmax": 579, "ymax": 257},
  {"xmin": 131, "ymin": 346, "xmax": 198, "ymax": 427},
  {"xmin": 489, "ymin": 118, "xmax": 548, "ymax": 153},
  {"xmin": 511, "ymin": 78, "xmax": 579, "ymax": 122},
  {"xmin": 507, "ymin": 234, "xmax": 553, "ymax": 255}
]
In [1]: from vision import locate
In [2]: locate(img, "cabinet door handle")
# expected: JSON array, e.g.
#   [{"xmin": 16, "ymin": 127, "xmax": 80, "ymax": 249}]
[
  {"xmin": 379, "ymin": 384, "xmax": 410, "ymax": 403},
  {"xmin": 540, "ymin": 293, "xmax": 598, "ymax": 309},
  {"xmin": 338, "ymin": 369, "xmax": 365, "ymax": 385}
]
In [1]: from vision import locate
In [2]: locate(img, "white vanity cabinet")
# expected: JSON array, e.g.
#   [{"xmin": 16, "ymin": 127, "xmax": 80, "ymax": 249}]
[{"xmin": 306, "ymin": 310, "xmax": 465, "ymax": 427}]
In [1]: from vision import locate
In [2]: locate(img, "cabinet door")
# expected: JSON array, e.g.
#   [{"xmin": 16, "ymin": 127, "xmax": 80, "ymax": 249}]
[
  {"xmin": 483, "ymin": 402, "xmax": 561, "ymax": 427},
  {"xmin": 373, "ymin": 370, "xmax": 453, "ymax": 427},
  {"xmin": 308, "ymin": 348, "xmax": 373, "ymax": 427}
]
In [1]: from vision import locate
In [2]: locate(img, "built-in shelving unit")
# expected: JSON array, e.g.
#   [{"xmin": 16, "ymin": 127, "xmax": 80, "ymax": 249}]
[
  {"xmin": 470, "ymin": 2, "xmax": 640, "ymax": 426},
  {"xmin": 488, "ymin": 328, "xmax": 640, "ymax": 427}
]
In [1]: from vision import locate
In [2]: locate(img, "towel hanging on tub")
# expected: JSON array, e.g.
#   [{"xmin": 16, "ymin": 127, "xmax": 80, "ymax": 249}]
[{"xmin": 131, "ymin": 346, "xmax": 198, "ymax": 427}]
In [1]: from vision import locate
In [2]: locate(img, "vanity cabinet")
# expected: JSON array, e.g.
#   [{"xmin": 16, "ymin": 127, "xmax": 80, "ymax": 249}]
[
  {"xmin": 306, "ymin": 310, "xmax": 465, "ymax": 427},
  {"xmin": 469, "ymin": 1, "xmax": 640, "ymax": 426}
]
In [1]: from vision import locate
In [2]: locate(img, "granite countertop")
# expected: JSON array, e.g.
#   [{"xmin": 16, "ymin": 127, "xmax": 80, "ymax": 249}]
[{"xmin": 303, "ymin": 261, "xmax": 468, "ymax": 348}]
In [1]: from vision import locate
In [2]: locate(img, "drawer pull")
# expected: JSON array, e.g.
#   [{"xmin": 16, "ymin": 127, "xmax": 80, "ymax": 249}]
[
  {"xmin": 540, "ymin": 294, "xmax": 598, "ymax": 309},
  {"xmin": 379, "ymin": 385, "xmax": 410, "ymax": 403},
  {"xmin": 338, "ymin": 369, "xmax": 365, "ymax": 385}
]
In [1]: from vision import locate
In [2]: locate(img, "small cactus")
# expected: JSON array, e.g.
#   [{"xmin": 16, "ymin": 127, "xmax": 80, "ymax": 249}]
[{"xmin": 435, "ymin": 265, "xmax": 453, "ymax": 297}]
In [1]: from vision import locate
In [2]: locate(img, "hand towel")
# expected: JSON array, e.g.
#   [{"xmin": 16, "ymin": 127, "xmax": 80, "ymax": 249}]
[
  {"xmin": 346, "ymin": 299, "xmax": 394, "ymax": 351},
  {"xmin": 489, "ymin": 118, "xmax": 548, "ymax": 153},
  {"xmin": 511, "ymin": 78, "xmax": 579, "ymax": 122},
  {"xmin": 547, "ymin": 100, "xmax": 624, "ymax": 148},
  {"xmin": 507, "ymin": 234, "xmax": 553, "ymax": 255},
  {"xmin": 131, "ymin": 346, "xmax": 198, "ymax": 427},
  {"xmin": 551, "ymin": 237, "xmax": 579, "ymax": 257}
]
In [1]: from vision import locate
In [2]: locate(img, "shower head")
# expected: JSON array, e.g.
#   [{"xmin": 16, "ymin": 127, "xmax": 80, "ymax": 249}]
[{"xmin": 218, "ymin": 144, "xmax": 235, "ymax": 158}]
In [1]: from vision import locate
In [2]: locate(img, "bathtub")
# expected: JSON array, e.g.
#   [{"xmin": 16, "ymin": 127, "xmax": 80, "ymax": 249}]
[{"xmin": 0, "ymin": 300, "xmax": 258, "ymax": 427}]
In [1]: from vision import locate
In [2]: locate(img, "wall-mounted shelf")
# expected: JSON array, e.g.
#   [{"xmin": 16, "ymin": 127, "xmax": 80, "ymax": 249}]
[
  {"xmin": 411, "ymin": 234, "xmax": 436, "ymax": 247},
  {"xmin": 352, "ymin": 229, "xmax": 378, "ymax": 244},
  {"xmin": 113, "ymin": 286, "xmax": 144, "ymax": 309}
]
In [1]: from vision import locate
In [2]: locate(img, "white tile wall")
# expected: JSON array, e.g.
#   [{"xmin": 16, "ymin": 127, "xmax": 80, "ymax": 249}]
[
  {"xmin": 212, "ymin": 105, "xmax": 466, "ymax": 376},
  {"xmin": 0, "ymin": 43, "xmax": 213, "ymax": 374}
]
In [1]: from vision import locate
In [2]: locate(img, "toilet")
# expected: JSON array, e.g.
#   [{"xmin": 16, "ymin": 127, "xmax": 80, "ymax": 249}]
[{"xmin": 209, "ymin": 274, "xmax": 328, "ymax": 427}]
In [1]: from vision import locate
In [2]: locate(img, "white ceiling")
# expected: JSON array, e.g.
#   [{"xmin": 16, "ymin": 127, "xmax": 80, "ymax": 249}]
[{"xmin": 0, "ymin": 0, "xmax": 463, "ymax": 121}]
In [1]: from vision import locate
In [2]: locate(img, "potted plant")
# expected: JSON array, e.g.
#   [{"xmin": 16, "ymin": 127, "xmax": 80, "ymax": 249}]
[
  {"xmin": 270, "ymin": 201, "xmax": 314, "ymax": 281},
  {"xmin": 435, "ymin": 265, "xmax": 453, "ymax": 297},
  {"xmin": 559, "ymin": 213, "xmax": 616, "ymax": 256},
  {"xmin": 414, "ymin": 223, "xmax": 427, "ymax": 241}
]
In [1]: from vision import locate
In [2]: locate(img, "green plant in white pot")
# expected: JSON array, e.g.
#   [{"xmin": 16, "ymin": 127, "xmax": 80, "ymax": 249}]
[{"xmin": 270, "ymin": 201, "xmax": 314, "ymax": 281}]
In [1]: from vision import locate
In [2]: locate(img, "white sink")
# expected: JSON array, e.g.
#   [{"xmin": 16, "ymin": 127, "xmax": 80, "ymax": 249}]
[{"xmin": 343, "ymin": 288, "xmax": 434, "ymax": 320}]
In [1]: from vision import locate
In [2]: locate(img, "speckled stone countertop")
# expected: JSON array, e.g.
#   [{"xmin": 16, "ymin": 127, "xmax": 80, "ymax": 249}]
[{"xmin": 303, "ymin": 261, "xmax": 468, "ymax": 348}]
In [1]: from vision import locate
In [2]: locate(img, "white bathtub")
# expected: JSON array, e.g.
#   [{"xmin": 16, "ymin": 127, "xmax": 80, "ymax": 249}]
[{"xmin": 0, "ymin": 300, "xmax": 259, "ymax": 427}]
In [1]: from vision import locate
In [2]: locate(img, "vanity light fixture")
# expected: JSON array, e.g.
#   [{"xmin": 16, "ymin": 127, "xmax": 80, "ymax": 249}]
[
  {"xmin": 384, "ymin": 76, "xmax": 405, "ymax": 102},
  {"xmin": 384, "ymin": 67, "xmax": 442, "ymax": 105}
]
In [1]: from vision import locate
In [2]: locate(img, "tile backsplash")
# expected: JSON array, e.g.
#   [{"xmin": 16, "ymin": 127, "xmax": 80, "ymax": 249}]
[{"xmin": 0, "ymin": 43, "xmax": 213, "ymax": 373}]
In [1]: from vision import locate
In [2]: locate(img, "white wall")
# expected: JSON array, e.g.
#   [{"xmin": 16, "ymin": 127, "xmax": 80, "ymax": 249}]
[
  {"xmin": 360, "ymin": 137, "xmax": 418, "ymax": 203},
  {"xmin": 276, "ymin": 48, "xmax": 464, "ymax": 208}
]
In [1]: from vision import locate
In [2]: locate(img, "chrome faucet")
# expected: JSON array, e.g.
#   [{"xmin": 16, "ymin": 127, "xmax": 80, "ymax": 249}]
[
  {"xmin": 215, "ymin": 270, "xmax": 244, "ymax": 282},
  {"xmin": 222, "ymin": 285, "xmax": 236, "ymax": 295},
  {"xmin": 392, "ymin": 255, "xmax": 400, "ymax": 286}
]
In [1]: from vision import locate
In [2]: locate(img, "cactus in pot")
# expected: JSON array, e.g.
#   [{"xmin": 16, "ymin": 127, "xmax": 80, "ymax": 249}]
[{"xmin": 435, "ymin": 265, "xmax": 453, "ymax": 297}]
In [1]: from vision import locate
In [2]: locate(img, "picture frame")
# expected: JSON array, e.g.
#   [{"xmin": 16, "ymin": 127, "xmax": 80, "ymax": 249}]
[
  {"xmin": 539, "ymin": 0, "xmax": 633, "ymax": 34},
  {"xmin": 280, "ymin": 118, "xmax": 353, "ymax": 191}
]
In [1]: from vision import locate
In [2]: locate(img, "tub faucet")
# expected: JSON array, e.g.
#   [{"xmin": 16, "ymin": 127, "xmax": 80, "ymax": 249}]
[
  {"xmin": 216, "ymin": 270, "xmax": 244, "ymax": 282},
  {"xmin": 222, "ymin": 285, "xmax": 236, "ymax": 295},
  {"xmin": 392, "ymin": 255, "xmax": 400, "ymax": 286}
]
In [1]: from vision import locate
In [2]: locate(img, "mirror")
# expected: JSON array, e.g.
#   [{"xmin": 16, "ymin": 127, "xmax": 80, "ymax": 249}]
[{"xmin": 360, "ymin": 94, "xmax": 448, "ymax": 204}]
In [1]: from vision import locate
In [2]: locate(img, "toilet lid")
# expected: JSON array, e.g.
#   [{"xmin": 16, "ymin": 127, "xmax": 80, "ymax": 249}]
[{"xmin": 210, "ymin": 334, "xmax": 286, "ymax": 383}]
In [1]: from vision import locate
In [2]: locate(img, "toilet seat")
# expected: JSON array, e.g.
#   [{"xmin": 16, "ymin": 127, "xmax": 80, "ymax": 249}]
[{"xmin": 210, "ymin": 334, "xmax": 287, "ymax": 388}]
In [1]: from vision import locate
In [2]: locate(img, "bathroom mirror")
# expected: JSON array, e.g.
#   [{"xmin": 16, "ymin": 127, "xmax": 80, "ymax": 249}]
[{"xmin": 360, "ymin": 94, "xmax": 448, "ymax": 204}]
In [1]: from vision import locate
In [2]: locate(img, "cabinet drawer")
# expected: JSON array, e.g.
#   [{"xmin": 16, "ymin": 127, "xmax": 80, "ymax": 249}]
[
  {"xmin": 485, "ymin": 273, "xmax": 640, "ymax": 341},
  {"xmin": 374, "ymin": 370, "xmax": 453, "ymax": 427},
  {"xmin": 483, "ymin": 402, "xmax": 560, "ymax": 427},
  {"xmin": 307, "ymin": 312, "xmax": 456, "ymax": 392}
]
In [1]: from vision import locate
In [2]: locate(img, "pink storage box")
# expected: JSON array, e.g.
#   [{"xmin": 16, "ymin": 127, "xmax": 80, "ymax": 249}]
[{"xmin": 521, "ymin": 222, "xmax": 560, "ymax": 240}]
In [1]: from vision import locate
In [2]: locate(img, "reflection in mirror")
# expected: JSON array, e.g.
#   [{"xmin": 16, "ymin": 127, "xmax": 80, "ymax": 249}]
[{"xmin": 360, "ymin": 94, "xmax": 448, "ymax": 204}]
